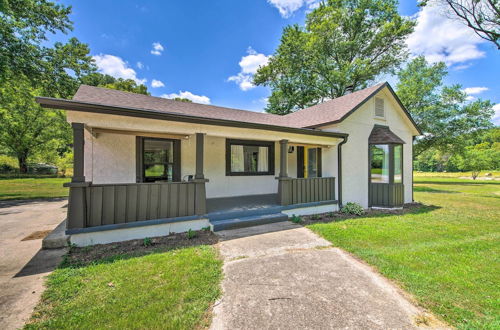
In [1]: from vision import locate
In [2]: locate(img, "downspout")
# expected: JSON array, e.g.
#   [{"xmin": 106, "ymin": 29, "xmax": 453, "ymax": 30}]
[{"xmin": 337, "ymin": 136, "xmax": 348, "ymax": 207}]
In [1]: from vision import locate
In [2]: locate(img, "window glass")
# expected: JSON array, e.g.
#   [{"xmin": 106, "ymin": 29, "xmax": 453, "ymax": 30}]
[
  {"xmin": 228, "ymin": 141, "xmax": 272, "ymax": 175},
  {"xmin": 143, "ymin": 139, "xmax": 175, "ymax": 181},
  {"xmin": 307, "ymin": 148, "xmax": 318, "ymax": 178},
  {"xmin": 394, "ymin": 145, "xmax": 403, "ymax": 183},
  {"xmin": 371, "ymin": 145, "xmax": 389, "ymax": 183}
]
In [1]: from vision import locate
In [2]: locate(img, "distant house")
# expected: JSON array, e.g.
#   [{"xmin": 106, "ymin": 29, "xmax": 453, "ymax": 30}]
[{"xmin": 37, "ymin": 82, "xmax": 421, "ymax": 246}]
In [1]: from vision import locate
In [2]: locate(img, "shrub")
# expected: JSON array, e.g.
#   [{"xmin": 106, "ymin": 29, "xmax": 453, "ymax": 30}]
[
  {"xmin": 340, "ymin": 202, "xmax": 365, "ymax": 215},
  {"xmin": 187, "ymin": 229, "xmax": 197, "ymax": 239},
  {"xmin": 0, "ymin": 155, "xmax": 18, "ymax": 173},
  {"xmin": 290, "ymin": 214, "xmax": 302, "ymax": 223}
]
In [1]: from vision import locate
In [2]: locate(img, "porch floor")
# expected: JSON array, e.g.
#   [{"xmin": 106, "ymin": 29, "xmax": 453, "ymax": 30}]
[
  {"xmin": 206, "ymin": 194, "xmax": 285, "ymax": 231},
  {"xmin": 206, "ymin": 194, "xmax": 280, "ymax": 214}
]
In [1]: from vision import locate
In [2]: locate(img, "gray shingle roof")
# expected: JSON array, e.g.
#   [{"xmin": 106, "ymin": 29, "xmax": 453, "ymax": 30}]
[{"xmin": 68, "ymin": 82, "xmax": 421, "ymax": 134}]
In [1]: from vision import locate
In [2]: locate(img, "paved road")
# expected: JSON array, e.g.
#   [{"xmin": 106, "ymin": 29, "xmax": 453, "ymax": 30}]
[
  {"xmin": 0, "ymin": 199, "xmax": 67, "ymax": 330},
  {"xmin": 211, "ymin": 222, "xmax": 446, "ymax": 329}
]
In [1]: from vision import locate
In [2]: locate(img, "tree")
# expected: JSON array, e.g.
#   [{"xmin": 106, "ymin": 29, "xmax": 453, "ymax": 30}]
[
  {"xmin": 420, "ymin": 0, "xmax": 500, "ymax": 49},
  {"xmin": 80, "ymin": 73, "xmax": 150, "ymax": 95},
  {"xmin": 0, "ymin": 76, "xmax": 69, "ymax": 173},
  {"xmin": 396, "ymin": 56, "xmax": 494, "ymax": 157},
  {"xmin": 172, "ymin": 97, "xmax": 192, "ymax": 103},
  {"xmin": 254, "ymin": 0, "xmax": 415, "ymax": 114},
  {"xmin": 0, "ymin": 0, "xmax": 96, "ymax": 172},
  {"xmin": 457, "ymin": 143, "xmax": 499, "ymax": 179}
]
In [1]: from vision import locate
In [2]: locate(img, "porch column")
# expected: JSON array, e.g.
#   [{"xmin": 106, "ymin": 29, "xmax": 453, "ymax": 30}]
[
  {"xmin": 279, "ymin": 139, "xmax": 288, "ymax": 178},
  {"xmin": 195, "ymin": 133, "xmax": 205, "ymax": 179},
  {"xmin": 194, "ymin": 133, "xmax": 208, "ymax": 215},
  {"xmin": 72, "ymin": 123, "xmax": 85, "ymax": 183},
  {"xmin": 64, "ymin": 122, "xmax": 89, "ymax": 230},
  {"xmin": 277, "ymin": 139, "xmax": 291, "ymax": 205}
]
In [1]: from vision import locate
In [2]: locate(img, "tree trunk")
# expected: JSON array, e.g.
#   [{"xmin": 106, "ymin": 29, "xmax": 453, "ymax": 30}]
[{"xmin": 18, "ymin": 155, "xmax": 28, "ymax": 174}]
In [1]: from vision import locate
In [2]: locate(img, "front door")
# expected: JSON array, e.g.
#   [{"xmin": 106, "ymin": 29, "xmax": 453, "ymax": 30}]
[{"xmin": 297, "ymin": 146, "xmax": 322, "ymax": 178}]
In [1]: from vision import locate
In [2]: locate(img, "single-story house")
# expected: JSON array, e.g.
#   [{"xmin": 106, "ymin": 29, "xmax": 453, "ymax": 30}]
[{"xmin": 36, "ymin": 82, "xmax": 421, "ymax": 246}]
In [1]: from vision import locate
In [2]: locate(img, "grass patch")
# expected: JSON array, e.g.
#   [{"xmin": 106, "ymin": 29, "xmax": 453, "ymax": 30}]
[
  {"xmin": 308, "ymin": 177, "xmax": 500, "ymax": 329},
  {"xmin": 0, "ymin": 177, "xmax": 69, "ymax": 200},
  {"xmin": 26, "ymin": 245, "xmax": 222, "ymax": 329}
]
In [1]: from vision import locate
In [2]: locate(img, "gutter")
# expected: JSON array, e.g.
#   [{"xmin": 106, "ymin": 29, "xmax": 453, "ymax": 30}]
[
  {"xmin": 35, "ymin": 97, "xmax": 349, "ymax": 140},
  {"xmin": 337, "ymin": 135, "xmax": 348, "ymax": 207}
]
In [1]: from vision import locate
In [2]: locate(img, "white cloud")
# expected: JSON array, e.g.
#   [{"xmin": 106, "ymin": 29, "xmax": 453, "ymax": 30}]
[
  {"xmin": 463, "ymin": 87, "xmax": 489, "ymax": 95},
  {"xmin": 161, "ymin": 91, "xmax": 210, "ymax": 104},
  {"xmin": 136, "ymin": 61, "xmax": 144, "ymax": 69},
  {"xmin": 492, "ymin": 104, "xmax": 500, "ymax": 126},
  {"xmin": 463, "ymin": 87, "xmax": 489, "ymax": 101},
  {"xmin": 151, "ymin": 42, "xmax": 164, "ymax": 55},
  {"xmin": 228, "ymin": 47, "xmax": 271, "ymax": 91},
  {"xmin": 267, "ymin": 0, "xmax": 320, "ymax": 18},
  {"xmin": 151, "ymin": 79, "xmax": 165, "ymax": 88},
  {"xmin": 407, "ymin": 2, "xmax": 485, "ymax": 67},
  {"xmin": 92, "ymin": 54, "xmax": 146, "ymax": 84}
]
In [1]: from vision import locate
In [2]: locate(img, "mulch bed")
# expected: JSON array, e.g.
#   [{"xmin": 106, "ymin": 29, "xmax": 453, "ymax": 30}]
[
  {"xmin": 298, "ymin": 203, "xmax": 424, "ymax": 225},
  {"xmin": 63, "ymin": 229, "xmax": 219, "ymax": 267}
]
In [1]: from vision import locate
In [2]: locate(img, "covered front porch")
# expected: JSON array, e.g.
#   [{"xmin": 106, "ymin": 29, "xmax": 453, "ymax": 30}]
[{"xmin": 63, "ymin": 120, "xmax": 343, "ymax": 244}]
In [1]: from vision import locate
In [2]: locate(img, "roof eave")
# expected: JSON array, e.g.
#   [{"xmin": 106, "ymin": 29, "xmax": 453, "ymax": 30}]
[{"xmin": 35, "ymin": 97, "xmax": 349, "ymax": 140}]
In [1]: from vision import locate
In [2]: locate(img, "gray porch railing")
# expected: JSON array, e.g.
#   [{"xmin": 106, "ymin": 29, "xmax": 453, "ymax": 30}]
[
  {"xmin": 278, "ymin": 177, "xmax": 336, "ymax": 206},
  {"xmin": 65, "ymin": 181, "xmax": 207, "ymax": 230}
]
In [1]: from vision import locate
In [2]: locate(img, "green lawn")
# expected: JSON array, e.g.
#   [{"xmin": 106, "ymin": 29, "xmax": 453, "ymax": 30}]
[
  {"xmin": 308, "ymin": 177, "xmax": 500, "ymax": 329},
  {"xmin": 0, "ymin": 177, "xmax": 69, "ymax": 200},
  {"xmin": 26, "ymin": 246, "xmax": 222, "ymax": 329}
]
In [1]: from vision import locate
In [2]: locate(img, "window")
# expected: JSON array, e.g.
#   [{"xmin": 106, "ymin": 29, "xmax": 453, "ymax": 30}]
[
  {"xmin": 226, "ymin": 139, "xmax": 274, "ymax": 176},
  {"xmin": 138, "ymin": 137, "xmax": 180, "ymax": 182},
  {"xmin": 370, "ymin": 144, "xmax": 403, "ymax": 184},
  {"xmin": 374, "ymin": 97, "xmax": 385, "ymax": 118},
  {"xmin": 394, "ymin": 145, "xmax": 402, "ymax": 183},
  {"xmin": 370, "ymin": 145, "xmax": 390, "ymax": 183}
]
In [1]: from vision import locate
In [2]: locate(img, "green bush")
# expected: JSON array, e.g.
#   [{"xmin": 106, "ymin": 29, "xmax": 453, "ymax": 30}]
[
  {"xmin": 290, "ymin": 214, "xmax": 302, "ymax": 223},
  {"xmin": 340, "ymin": 202, "xmax": 365, "ymax": 215},
  {"xmin": 0, "ymin": 155, "xmax": 18, "ymax": 173}
]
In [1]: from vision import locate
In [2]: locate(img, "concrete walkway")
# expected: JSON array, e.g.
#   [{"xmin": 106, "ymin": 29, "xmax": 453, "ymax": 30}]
[
  {"xmin": 0, "ymin": 199, "xmax": 67, "ymax": 330},
  {"xmin": 211, "ymin": 222, "xmax": 445, "ymax": 329}
]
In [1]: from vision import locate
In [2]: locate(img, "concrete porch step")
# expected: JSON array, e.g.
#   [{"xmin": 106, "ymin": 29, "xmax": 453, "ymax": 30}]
[{"xmin": 211, "ymin": 213, "xmax": 289, "ymax": 231}]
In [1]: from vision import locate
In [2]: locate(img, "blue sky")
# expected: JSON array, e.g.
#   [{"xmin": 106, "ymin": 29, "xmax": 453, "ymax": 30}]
[{"xmin": 52, "ymin": 0, "xmax": 500, "ymax": 123}]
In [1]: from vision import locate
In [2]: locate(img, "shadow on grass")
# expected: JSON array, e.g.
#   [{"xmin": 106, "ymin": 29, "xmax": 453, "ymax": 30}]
[
  {"xmin": 300, "ymin": 203, "xmax": 441, "ymax": 226},
  {"xmin": 59, "ymin": 230, "xmax": 219, "ymax": 270},
  {"xmin": 413, "ymin": 186, "xmax": 458, "ymax": 194},
  {"xmin": 414, "ymin": 180, "xmax": 500, "ymax": 185}
]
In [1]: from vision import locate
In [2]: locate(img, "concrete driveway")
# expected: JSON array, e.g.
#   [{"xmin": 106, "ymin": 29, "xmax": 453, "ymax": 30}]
[
  {"xmin": 211, "ymin": 222, "xmax": 446, "ymax": 329},
  {"xmin": 0, "ymin": 199, "xmax": 67, "ymax": 330}
]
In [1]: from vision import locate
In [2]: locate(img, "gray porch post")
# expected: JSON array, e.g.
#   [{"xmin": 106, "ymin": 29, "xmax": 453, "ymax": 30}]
[
  {"xmin": 277, "ymin": 139, "xmax": 291, "ymax": 205},
  {"xmin": 279, "ymin": 139, "xmax": 288, "ymax": 178},
  {"xmin": 195, "ymin": 133, "xmax": 205, "ymax": 180},
  {"xmin": 72, "ymin": 123, "xmax": 85, "ymax": 182},
  {"xmin": 64, "ymin": 122, "xmax": 89, "ymax": 230},
  {"xmin": 194, "ymin": 133, "xmax": 208, "ymax": 215}
]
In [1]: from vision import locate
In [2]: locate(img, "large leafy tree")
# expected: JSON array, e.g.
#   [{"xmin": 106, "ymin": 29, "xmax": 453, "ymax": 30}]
[
  {"xmin": 254, "ymin": 0, "xmax": 415, "ymax": 114},
  {"xmin": 396, "ymin": 56, "xmax": 494, "ymax": 157},
  {"xmin": 0, "ymin": 0, "xmax": 96, "ymax": 172},
  {"xmin": 0, "ymin": 77, "xmax": 69, "ymax": 172}
]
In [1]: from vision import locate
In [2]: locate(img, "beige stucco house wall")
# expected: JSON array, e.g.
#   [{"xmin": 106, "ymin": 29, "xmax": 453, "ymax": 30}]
[
  {"xmin": 321, "ymin": 87, "xmax": 417, "ymax": 207},
  {"xmin": 71, "ymin": 111, "xmax": 341, "ymax": 199}
]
